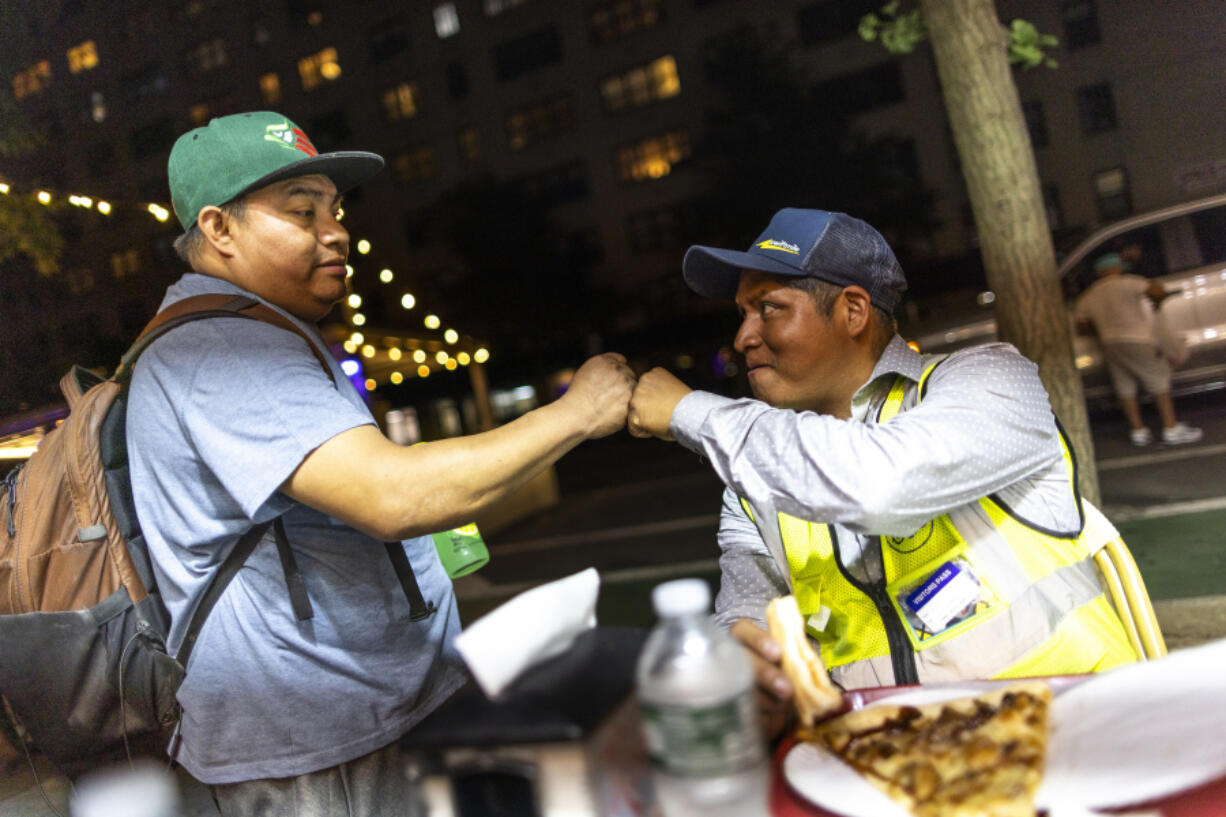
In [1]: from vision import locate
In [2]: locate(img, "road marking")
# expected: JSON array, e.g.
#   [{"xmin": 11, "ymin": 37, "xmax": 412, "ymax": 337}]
[
  {"xmin": 453, "ymin": 558, "xmax": 722, "ymax": 602},
  {"xmin": 1097, "ymin": 441, "xmax": 1226, "ymax": 471},
  {"xmin": 1104, "ymin": 495, "xmax": 1226, "ymax": 522},
  {"xmin": 492, "ymin": 513, "xmax": 719, "ymax": 555}
]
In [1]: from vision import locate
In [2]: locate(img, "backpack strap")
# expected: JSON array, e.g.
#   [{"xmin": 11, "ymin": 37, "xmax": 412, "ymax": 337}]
[
  {"xmin": 274, "ymin": 517, "xmax": 315, "ymax": 622},
  {"xmin": 115, "ymin": 294, "xmax": 334, "ymax": 383},
  {"xmin": 383, "ymin": 540, "xmax": 438, "ymax": 621},
  {"xmin": 176, "ymin": 520, "xmax": 272, "ymax": 667}
]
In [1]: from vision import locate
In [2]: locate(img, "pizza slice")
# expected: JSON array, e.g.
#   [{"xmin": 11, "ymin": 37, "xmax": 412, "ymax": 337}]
[
  {"xmin": 765, "ymin": 595, "xmax": 844, "ymax": 725},
  {"xmin": 798, "ymin": 680, "xmax": 1051, "ymax": 817}
]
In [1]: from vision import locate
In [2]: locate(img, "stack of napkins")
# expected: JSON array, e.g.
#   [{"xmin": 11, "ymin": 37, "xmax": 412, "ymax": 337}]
[{"xmin": 455, "ymin": 567, "xmax": 599, "ymax": 699}]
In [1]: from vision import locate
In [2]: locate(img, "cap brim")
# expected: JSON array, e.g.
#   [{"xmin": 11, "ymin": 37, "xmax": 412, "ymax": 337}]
[
  {"xmin": 682, "ymin": 245, "xmax": 809, "ymax": 299},
  {"xmin": 235, "ymin": 150, "xmax": 385, "ymax": 201}
]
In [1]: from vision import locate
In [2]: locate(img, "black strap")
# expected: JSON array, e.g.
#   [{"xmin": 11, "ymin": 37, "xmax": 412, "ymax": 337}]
[
  {"xmin": 384, "ymin": 541, "xmax": 437, "ymax": 621},
  {"xmin": 177, "ymin": 520, "xmax": 273, "ymax": 668},
  {"xmin": 274, "ymin": 517, "xmax": 316, "ymax": 622}
]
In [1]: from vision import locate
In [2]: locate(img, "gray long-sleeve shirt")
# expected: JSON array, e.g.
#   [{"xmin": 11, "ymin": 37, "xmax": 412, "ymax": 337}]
[{"xmin": 668, "ymin": 336, "xmax": 1080, "ymax": 629}]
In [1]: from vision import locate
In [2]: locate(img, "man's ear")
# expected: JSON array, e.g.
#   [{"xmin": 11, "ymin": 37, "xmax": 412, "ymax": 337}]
[
  {"xmin": 840, "ymin": 286, "xmax": 873, "ymax": 338},
  {"xmin": 197, "ymin": 206, "xmax": 236, "ymax": 257}
]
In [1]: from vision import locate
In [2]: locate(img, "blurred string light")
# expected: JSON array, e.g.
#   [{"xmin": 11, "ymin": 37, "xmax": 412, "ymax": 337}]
[
  {"xmin": 0, "ymin": 174, "xmax": 493, "ymax": 390},
  {"xmin": 341, "ymin": 229, "xmax": 493, "ymax": 391},
  {"xmin": 0, "ymin": 176, "xmax": 159, "ymax": 221}
]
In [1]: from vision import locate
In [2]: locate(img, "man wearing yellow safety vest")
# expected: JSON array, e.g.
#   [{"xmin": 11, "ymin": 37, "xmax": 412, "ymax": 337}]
[{"xmin": 627, "ymin": 208, "xmax": 1137, "ymax": 736}]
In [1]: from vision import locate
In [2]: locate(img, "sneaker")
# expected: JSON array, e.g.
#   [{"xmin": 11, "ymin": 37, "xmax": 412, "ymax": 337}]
[
  {"xmin": 1129, "ymin": 427, "xmax": 1153, "ymax": 446},
  {"xmin": 1161, "ymin": 423, "xmax": 1203, "ymax": 445}
]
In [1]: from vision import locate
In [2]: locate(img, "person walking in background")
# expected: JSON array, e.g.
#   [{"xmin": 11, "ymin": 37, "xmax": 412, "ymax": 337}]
[{"xmin": 1074, "ymin": 252, "xmax": 1202, "ymax": 446}]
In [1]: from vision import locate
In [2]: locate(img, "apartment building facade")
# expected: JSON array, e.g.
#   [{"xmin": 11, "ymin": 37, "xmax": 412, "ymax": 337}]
[{"xmin": 3, "ymin": 0, "xmax": 1224, "ymax": 407}]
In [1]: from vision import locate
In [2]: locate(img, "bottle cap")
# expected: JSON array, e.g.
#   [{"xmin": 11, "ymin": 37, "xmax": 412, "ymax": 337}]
[
  {"xmin": 69, "ymin": 761, "xmax": 181, "ymax": 817},
  {"xmin": 652, "ymin": 578, "xmax": 711, "ymax": 618}
]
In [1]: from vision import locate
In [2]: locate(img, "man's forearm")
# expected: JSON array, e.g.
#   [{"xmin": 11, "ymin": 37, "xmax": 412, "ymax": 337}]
[
  {"xmin": 284, "ymin": 353, "xmax": 636, "ymax": 540},
  {"xmin": 283, "ymin": 401, "xmax": 588, "ymax": 541}
]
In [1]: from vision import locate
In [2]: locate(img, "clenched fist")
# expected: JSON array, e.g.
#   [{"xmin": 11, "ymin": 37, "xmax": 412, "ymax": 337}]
[
  {"xmin": 627, "ymin": 367, "xmax": 691, "ymax": 440},
  {"xmin": 562, "ymin": 353, "xmax": 637, "ymax": 439}
]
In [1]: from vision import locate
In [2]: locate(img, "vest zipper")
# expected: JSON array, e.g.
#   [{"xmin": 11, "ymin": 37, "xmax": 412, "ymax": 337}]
[
  {"xmin": 831, "ymin": 530, "xmax": 919, "ymax": 685},
  {"xmin": 864, "ymin": 573, "xmax": 919, "ymax": 685}
]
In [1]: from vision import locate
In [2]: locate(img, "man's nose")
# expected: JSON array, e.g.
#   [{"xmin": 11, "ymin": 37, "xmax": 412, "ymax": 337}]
[
  {"xmin": 322, "ymin": 215, "xmax": 349, "ymax": 253},
  {"xmin": 733, "ymin": 317, "xmax": 758, "ymax": 354}
]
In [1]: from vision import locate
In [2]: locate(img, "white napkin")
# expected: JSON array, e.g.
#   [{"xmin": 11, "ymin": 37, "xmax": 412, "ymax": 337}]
[{"xmin": 454, "ymin": 567, "xmax": 599, "ymax": 699}]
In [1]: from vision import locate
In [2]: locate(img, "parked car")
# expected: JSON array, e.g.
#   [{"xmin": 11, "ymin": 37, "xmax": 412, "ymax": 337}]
[{"xmin": 901, "ymin": 193, "xmax": 1226, "ymax": 407}]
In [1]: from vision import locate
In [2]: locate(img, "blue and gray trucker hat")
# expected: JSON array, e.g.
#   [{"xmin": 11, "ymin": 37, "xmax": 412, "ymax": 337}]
[{"xmin": 682, "ymin": 208, "xmax": 908, "ymax": 314}]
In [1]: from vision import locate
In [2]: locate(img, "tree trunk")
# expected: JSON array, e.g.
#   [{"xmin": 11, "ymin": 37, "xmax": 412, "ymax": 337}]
[{"xmin": 919, "ymin": 0, "xmax": 1100, "ymax": 505}]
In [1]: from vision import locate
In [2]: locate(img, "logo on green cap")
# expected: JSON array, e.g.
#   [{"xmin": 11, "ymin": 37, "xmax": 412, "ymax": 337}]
[{"xmin": 265, "ymin": 121, "xmax": 318, "ymax": 157}]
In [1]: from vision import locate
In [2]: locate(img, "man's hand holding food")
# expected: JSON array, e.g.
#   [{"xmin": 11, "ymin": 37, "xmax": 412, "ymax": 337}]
[
  {"xmin": 732, "ymin": 618, "xmax": 797, "ymax": 739},
  {"xmin": 627, "ymin": 367, "xmax": 692, "ymax": 440}
]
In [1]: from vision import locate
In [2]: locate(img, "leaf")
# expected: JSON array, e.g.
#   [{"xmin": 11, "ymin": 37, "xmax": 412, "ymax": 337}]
[
  {"xmin": 1007, "ymin": 18, "xmax": 1060, "ymax": 71},
  {"xmin": 858, "ymin": 14, "xmax": 881, "ymax": 42}
]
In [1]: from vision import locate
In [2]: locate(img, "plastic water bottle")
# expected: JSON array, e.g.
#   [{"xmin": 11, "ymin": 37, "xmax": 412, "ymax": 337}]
[
  {"xmin": 636, "ymin": 578, "xmax": 769, "ymax": 817},
  {"xmin": 69, "ymin": 761, "xmax": 181, "ymax": 817}
]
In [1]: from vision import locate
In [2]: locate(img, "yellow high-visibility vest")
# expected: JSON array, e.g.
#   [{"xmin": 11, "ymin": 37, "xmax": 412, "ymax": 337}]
[{"xmin": 740, "ymin": 358, "xmax": 1137, "ymax": 688}]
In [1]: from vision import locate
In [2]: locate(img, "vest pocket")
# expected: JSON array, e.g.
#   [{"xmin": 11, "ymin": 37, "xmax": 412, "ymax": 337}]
[{"xmin": 885, "ymin": 546, "xmax": 1007, "ymax": 652}]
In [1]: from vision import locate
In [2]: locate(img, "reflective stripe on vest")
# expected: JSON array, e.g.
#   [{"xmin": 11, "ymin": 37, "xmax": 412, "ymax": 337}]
[{"xmin": 742, "ymin": 357, "xmax": 1137, "ymax": 688}]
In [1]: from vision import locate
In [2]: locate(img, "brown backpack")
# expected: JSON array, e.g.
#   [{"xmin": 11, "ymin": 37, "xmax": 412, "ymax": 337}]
[{"xmin": 0, "ymin": 294, "xmax": 337, "ymax": 772}]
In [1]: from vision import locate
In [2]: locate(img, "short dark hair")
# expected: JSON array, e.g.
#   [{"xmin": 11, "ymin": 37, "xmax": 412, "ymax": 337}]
[
  {"xmin": 783, "ymin": 276, "xmax": 897, "ymax": 354},
  {"xmin": 172, "ymin": 198, "xmax": 248, "ymax": 265}
]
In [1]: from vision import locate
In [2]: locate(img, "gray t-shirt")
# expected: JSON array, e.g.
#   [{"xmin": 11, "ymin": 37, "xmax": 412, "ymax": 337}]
[{"xmin": 127, "ymin": 273, "xmax": 465, "ymax": 784}]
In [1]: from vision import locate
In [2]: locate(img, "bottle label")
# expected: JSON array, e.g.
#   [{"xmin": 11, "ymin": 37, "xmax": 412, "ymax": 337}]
[
  {"xmin": 639, "ymin": 693, "xmax": 763, "ymax": 777},
  {"xmin": 430, "ymin": 524, "xmax": 489, "ymax": 578}
]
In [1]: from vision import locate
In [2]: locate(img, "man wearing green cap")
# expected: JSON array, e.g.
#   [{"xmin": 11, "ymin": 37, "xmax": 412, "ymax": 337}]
[
  {"xmin": 628, "ymin": 208, "xmax": 1137, "ymax": 738},
  {"xmin": 126, "ymin": 112, "xmax": 635, "ymax": 814},
  {"xmin": 1074, "ymin": 252, "xmax": 1201, "ymax": 446}
]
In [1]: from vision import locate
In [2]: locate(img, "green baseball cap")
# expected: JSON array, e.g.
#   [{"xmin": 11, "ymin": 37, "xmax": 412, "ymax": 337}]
[{"xmin": 168, "ymin": 111, "xmax": 384, "ymax": 231}]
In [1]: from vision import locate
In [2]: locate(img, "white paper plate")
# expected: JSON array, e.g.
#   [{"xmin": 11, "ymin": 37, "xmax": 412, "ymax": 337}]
[
  {"xmin": 1036, "ymin": 639, "xmax": 1226, "ymax": 810},
  {"xmin": 783, "ymin": 642, "xmax": 1226, "ymax": 816}
]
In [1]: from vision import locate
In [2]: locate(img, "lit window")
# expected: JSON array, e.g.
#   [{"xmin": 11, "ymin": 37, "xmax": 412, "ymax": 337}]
[
  {"xmin": 589, "ymin": 0, "xmax": 663, "ymax": 45},
  {"xmin": 600, "ymin": 56, "xmax": 680, "ymax": 112},
  {"xmin": 458, "ymin": 126, "xmax": 482, "ymax": 165},
  {"xmin": 67, "ymin": 41, "xmax": 99, "ymax": 74},
  {"xmin": 188, "ymin": 103, "xmax": 212, "ymax": 126},
  {"xmin": 259, "ymin": 73, "xmax": 281, "ymax": 106},
  {"xmin": 381, "ymin": 82, "xmax": 419, "ymax": 122},
  {"xmin": 1093, "ymin": 166, "xmax": 1132, "ymax": 221},
  {"xmin": 110, "ymin": 248, "xmax": 141, "ymax": 279},
  {"xmin": 433, "ymin": 3, "xmax": 460, "ymax": 38},
  {"xmin": 186, "ymin": 38, "xmax": 228, "ymax": 75},
  {"xmin": 299, "ymin": 47, "xmax": 341, "ymax": 90},
  {"xmin": 505, "ymin": 94, "xmax": 576, "ymax": 151},
  {"xmin": 90, "ymin": 91, "xmax": 106, "ymax": 123},
  {"xmin": 12, "ymin": 61, "xmax": 51, "ymax": 100},
  {"xmin": 393, "ymin": 145, "xmax": 435, "ymax": 184},
  {"xmin": 483, "ymin": 0, "xmax": 527, "ymax": 15},
  {"xmin": 616, "ymin": 129, "xmax": 691, "ymax": 182}
]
